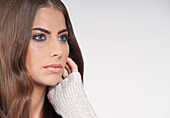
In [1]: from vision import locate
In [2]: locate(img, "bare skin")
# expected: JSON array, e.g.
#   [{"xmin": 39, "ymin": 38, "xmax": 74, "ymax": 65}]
[
  {"xmin": 30, "ymin": 58, "xmax": 78, "ymax": 118},
  {"xmin": 26, "ymin": 7, "xmax": 78, "ymax": 118}
]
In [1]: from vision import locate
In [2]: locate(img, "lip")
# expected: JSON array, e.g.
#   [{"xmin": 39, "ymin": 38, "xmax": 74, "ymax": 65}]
[{"xmin": 44, "ymin": 63, "xmax": 63, "ymax": 73}]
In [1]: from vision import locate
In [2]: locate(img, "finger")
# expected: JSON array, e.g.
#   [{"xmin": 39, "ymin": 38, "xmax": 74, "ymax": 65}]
[
  {"xmin": 67, "ymin": 57, "xmax": 78, "ymax": 72},
  {"xmin": 63, "ymin": 68, "xmax": 69, "ymax": 79},
  {"xmin": 65, "ymin": 63, "xmax": 72, "ymax": 74}
]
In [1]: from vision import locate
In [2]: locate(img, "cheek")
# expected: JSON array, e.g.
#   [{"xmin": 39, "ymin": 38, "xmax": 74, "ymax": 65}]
[
  {"xmin": 64, "ymin": 43, "xmax": 70, "ymax": 63},
  {"xmin": 61, "ymin": 42, "xmax": 69, "ymax": 58},
  {"xmin": 26, "ymin": 46, "xmax": 35, "ymax": 72},
  {"xmin": 26, "ymin": 42, "xmax": 44, "ymax": 72},
  {"xmin": 61, "ymin": 43, "xmax": 69, "ymax": 68},
  {"xmin": 65, "ymin": 43, "xmax": 70, "ymax": 57},
  {"xmin": 26, "ymin": 45, "xmax": 32, "ymax": 70}
]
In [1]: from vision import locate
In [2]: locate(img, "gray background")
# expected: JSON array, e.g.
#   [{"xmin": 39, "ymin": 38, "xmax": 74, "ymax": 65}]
[{"xmin": 62, "ymin": 0, "xmax": 170, "ymax": 117}]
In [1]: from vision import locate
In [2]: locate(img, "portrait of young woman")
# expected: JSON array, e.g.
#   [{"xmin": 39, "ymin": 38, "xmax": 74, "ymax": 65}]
[{"xmin": 0, "ymin": 0, "xmax": 97, "ymax": 117}]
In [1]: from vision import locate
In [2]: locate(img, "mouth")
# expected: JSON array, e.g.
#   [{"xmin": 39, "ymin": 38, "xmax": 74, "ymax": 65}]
[{"xmin": 44, "ymin": 64, "xmax": 63, "ymax": 73}]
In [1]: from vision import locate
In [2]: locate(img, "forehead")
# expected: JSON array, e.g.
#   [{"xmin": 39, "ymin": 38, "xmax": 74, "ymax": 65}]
[{"xmin": 33, "ymin": 7, "xmax": 66, "ymax": 30}]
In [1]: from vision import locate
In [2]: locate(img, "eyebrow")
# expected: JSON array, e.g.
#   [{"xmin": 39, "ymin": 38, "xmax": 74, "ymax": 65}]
[
  {"xmin": 32, "ymin": 28, "xmax": 68, "ymax": 35},
  {"xmin": 58, "ymin": 29, "xmax": 68, "ymax": 34},
  {"xmin": 32, "ymin": 28, "xmax": 51, "ymax": 34}
]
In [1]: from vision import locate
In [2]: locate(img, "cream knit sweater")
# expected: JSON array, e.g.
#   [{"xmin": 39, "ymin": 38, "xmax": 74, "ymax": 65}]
[{"xmin": 47, "ymin": 72, "xmax": 98, "ymax": 118}]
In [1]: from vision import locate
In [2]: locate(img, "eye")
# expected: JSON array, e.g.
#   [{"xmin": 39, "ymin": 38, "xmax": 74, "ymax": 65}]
[
  {"xmin": 58, "ymin": 34, "xmax": 69, "ymax": 42},
  {"xmin": 32, "ymin": 34, "xmax": 46, "ymax": 41}
]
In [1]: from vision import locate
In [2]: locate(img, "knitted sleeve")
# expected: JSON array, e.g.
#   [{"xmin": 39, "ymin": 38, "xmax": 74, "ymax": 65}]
[{"xmin": 47, "ymin": 72, "xmax": 98, "ymax": 118}]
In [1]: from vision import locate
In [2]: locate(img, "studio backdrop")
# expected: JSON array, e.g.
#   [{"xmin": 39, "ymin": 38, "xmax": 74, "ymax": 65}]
[{"xmin": 62, "ymin": 0, "xmax": 170, "ymax": 118}]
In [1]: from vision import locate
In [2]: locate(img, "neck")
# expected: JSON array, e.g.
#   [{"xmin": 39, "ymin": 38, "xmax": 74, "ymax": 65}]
[{"xmin": 30, "ymin": 84, "xmax": 47, "ymax": 118}]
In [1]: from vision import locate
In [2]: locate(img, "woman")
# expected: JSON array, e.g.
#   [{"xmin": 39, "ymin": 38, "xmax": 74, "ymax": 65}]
[{"xmin": 0, "ymin": 0, "xmax": 97, "ymax": 117}]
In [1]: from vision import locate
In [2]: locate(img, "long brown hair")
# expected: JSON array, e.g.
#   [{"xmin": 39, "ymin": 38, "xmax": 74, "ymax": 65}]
[{"xmin": 0, "ymin": 0, "xmax": 84, "ymax": 117}]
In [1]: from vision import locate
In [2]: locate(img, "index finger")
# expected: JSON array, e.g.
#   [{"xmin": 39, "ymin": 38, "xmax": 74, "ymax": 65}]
[{"xmin": 66, "ymin": 57, "xmax": 78, "ymax": 72}]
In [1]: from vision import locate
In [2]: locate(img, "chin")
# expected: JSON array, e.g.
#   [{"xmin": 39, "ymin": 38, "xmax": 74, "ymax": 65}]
[
  {"xmin": 47, "ymin": 80, "xmax": 60, "ymax": 86},
  {"xmin": 44, "ymin": 75, "xmax": 61, "ymax": 86},
  {"xmin": 33, "ymin": 76, "xmax": 61, "ymax": 87}
]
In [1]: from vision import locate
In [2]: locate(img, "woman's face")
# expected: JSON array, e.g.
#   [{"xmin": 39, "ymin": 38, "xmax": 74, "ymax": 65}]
[{"xmin": 26, "ymin": 7, "xmax": 69, "ymax": 86}]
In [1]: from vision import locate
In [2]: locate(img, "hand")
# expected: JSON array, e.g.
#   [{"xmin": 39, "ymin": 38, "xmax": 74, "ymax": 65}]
[
  {"xmin": 62, "ymin": 57, "xmax": 78, "ymax": 79},
  {"xmin": 48, "ymin": 57, "xmax": 78, "ymax": 90}
]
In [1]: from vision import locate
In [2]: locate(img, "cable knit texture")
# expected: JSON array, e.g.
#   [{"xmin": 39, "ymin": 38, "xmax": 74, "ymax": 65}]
[{"xmin": 47, "ymin": 72, "xmax": 98, "ymax": 118}]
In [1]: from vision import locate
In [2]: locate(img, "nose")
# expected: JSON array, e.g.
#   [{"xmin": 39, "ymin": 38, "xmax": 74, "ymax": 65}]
[{"xmin": 50, "ymin": 40, "xmax": 63, "ymax": 58}]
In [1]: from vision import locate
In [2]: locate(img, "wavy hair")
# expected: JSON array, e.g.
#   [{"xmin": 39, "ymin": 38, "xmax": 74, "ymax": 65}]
[{"xmin": 0, "ymin": 0, "xmax": 84, "ymax": 117}]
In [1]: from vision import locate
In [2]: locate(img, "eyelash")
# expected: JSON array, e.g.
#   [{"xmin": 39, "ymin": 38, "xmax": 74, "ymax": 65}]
[
  {"xmin": 32, "ymin": 34, "xmax": 46, "ymax": 41},
  {"xmin": 32, "ymin": 34, "xmax": 69, "ymax": 42},
  {"xmin": 58, "ymin": 34, "xmax": 69, "ymax": 42}
]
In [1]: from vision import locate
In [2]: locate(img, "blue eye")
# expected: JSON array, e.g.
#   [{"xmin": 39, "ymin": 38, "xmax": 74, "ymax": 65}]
[
  {"xmin": 58, "ymin": 35, "xmax": 68, "ymax": 42},
  {"xmin": 32, "ymin": 34, "xmax": 46, "ymax": 41}
]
